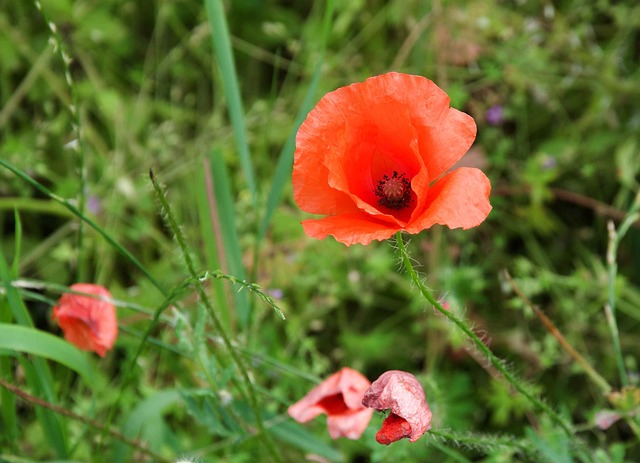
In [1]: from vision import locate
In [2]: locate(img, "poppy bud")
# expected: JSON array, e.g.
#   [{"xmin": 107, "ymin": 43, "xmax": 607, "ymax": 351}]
[
  {"xmin": 52, "ymin": 283, "xmax": 118, "ymax": 357},
  {"xmin": 362, "ymin": 370, "xmax": 432, "ymax": 445}
]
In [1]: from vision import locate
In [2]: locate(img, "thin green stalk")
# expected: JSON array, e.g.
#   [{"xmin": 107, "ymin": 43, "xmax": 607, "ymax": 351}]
[
  {"xmin": 604, "ymin": 190, "xmax": 640, "ymax": 387},
  {"xmin": 204, "ymin": 0, "xmax": 257, "ymax": 205},
  {"xmin": 256, "ymin": 0, "xmax": 335, "ymax": 245},
  {"xmin": 394, "ymin": 232, "xmax": 574, "ymax": 437},
  {"xmin": 149, "ymin": 170, "xmax": 282, "ymax": 463},
  {"xmin": 34, "ymin": 0, "xmax": 87, "ymax": 281}
]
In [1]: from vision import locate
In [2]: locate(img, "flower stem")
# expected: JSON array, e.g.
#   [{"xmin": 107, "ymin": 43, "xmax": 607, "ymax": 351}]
[
  {"xmin": 394, "ymin": 232, "xmax": 574, "ymax": 436},
  {"xmin": 150, "ymin": 170, "xmax": 282, "ymax": 463},
  {"xmin": 604, "ymin": 191, "xmax": 640, "ymax": 387},
  {"xmin": 34, "ymin": 0, "xmax": 87, "ymax": 281}
]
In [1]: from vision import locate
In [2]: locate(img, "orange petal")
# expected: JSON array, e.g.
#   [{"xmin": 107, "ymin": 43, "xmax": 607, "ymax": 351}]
[
  {"xmin": 301, "ymin": 214, "xmax": 401, "ymax": 246},
  {"xmin": 52, "ymin": 283, "xmax": 118, "ymax": 357},
  {"xmin": 293, "ymin": 72, "xmax": 448, "ymax": 217},
  {"xmin": 293, "ymin": 128, "xmax": 356, "ymax": 215},
  {"xmin": 407, "ymin": 167, "xmax": 491, "ymax": 232},
  {"xmin": 416, "ymin": 108, "xmax": 477, "ymax": 180}
]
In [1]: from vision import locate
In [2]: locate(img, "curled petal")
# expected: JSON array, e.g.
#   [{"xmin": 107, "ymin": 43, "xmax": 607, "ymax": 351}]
[
  {"xmin": 288, "ymin": 367, "xmax": 373, "ymax": 439},
  {"xmin": 416, "ymin": 108, "xmax": 477, "ymax": 180},
  {"xmin": 362, "ymin": 370, "xmax": 432, "ymax": 444},
  {"xmin": 52, "ymin": 283, "xmax": 118, "ymax": 357},
  {"xmin": 407, "ymin": 167, "xmax": 492, "ymax": 232}
]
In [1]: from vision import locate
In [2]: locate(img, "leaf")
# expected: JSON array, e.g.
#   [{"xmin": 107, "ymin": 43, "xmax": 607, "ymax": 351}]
[{"xmin": 0, "ymin": 324, "xmax": 95, "ymax": 384}]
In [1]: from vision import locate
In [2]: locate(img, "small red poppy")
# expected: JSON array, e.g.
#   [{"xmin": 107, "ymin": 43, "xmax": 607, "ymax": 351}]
[
  {"xmin": 292, "ymin": 72, "xmax": 491, "ymax": 246},
  {"xmin": 52, "ymin": 283, "xmax": 118, "ymax": 357},
  {"xmin": 288, "ymin": 367, "xmax": 374, "ymax": 440},
  {"xmin": 362, "ymin": 370, "xmax": 432, "ymax": 445}
]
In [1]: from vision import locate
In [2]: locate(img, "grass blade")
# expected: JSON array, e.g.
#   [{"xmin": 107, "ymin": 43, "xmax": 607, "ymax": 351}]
[
  {"xmin": 206, "ymin": 150, "xmax": 250, "ymax": 328},
  {"xmin": 0, "ymin": 247, "xmax": 68, "ymax": 457},
  {"xmin": 0, "ymin": 159, "xmax": 167, "ymax": 298},
  {"xmin": 204, "ymin": 0, "xmax": 257, "ymax": 205},
  {"xmin": 258, "ymin": 0, "xmax": 335, "ymax": 243},
  {"xmin": 0, "ymin": 324, "xmax": 95, "ymax": 384}
]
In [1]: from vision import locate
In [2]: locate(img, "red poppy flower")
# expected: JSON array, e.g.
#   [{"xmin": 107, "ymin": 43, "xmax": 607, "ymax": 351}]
[
  {"xmin": 288, "ymin": 367, "xmax": 374, "ymax": 439},
  {"xmin": 52, "ymin": 283, "xmax": 118, "ymax": 357},
  {"xmin": 362, "ymin": 370, "xmax": 432, "ymax": 445},
  {"xmin": 292, "ymin": 72, "xmax": 491, "ymax": 246}
]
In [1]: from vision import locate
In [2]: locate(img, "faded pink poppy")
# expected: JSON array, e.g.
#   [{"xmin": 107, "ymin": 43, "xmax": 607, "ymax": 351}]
[
  {"xmin": 288, "ymin": 367, "xmax": 374, "ymax": 439},
  {"xmin": 362, "ymin": 370, "xmax": 432, "ymax": 445},
  {"xmin": 52, "ymin": 283, "xmax": 118, "ymax": 357}
]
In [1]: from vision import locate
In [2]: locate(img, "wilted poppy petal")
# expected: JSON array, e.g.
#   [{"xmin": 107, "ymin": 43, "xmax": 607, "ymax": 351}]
[
  {"xmin": 326, "ymin": 408, "xmax": 374, "ymax": 440},
  {"xmin": 374, "ymin": 412, "xmax": 413, "ymax": 445},
  {"xmin": 408, "ymin": 167, "xmax": 492, "ymax": 232},
  {"xmin": 362, "ymin": 370, "xmax": 432, "ymax": 444},
  {"xmin": 52, "ymin": 283, "xmax": 118, "ymax": 357},
  {"xmin": 288, "ymin": 367, "xmax": 373, "ymax": 440},
  {"xmin": 292, "ymin": 72, "xmax": 491, "ymax": 245}
]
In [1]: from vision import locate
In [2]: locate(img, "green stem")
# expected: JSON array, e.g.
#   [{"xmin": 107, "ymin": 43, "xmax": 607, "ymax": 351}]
[
  {"xmin": 604, "ymin": 191, "xmax": 639, "ymax": 387},
  {"xmin": 394, "ymin": 232, "xmax": 574, "ymax": 436},
  {"xmin": 428, "ymin": 428, "xmax": 532, "ymax": 455},
  {"xmin": 149, "ymin": 170, "xmax": 282, "ymax": 463},
  {"xmin": 34, "ymin": 0, "xmax": 87, "ymax": 281}
]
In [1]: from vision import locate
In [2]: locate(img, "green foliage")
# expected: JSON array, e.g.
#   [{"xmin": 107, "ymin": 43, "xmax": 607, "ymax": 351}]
[{"xmin": 1, "ymin": 0, "xmax": 639, "ymax": 461}]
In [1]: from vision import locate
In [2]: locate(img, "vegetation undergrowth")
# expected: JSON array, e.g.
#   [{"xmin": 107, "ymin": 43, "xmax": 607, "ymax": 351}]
[{"xmin": 0, "ymin": 0, "xmax": 639, "ymax": 461}]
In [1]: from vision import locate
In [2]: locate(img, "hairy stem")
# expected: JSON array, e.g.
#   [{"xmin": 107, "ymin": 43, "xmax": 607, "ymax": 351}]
[
  {"xmin": 149, "ymin": 170, "xmax": 282, "ymax": 463},
  {"xmin": 394, "ymin": 232, "xmax": 574, "ymax": 436}
]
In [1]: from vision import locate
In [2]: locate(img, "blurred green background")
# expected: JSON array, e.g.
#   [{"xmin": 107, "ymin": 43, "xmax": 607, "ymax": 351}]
[{"xmin": 1, "ymin": 0, "xmax": 639, "ymax": 461}]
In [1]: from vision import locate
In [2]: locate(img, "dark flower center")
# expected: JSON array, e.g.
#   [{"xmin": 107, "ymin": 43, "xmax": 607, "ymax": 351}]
[{"xmin": 375, "ymin": 171, "xmax": 413, "ymax": 210}]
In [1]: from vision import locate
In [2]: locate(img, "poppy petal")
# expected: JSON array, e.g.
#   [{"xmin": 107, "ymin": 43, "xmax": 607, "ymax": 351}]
[
  {"xmin": 362, "ymin": 370, "xmax": 432, "ymax": 444},
  {"xmin": 327, "ymin": 408, "xmax": 374, "ymax": 440},
  {"xmin": 407, "ymin": 167, "xmax": 491, "ymax": 232},
  {"xmin": 52, "ymin": 283, "xmax": 118, "ymax": 357},
  {"xmin": 375, "ymin": 413, "xmax": 413, "ymax": 445},
  {"xmin": 417, "ymin": 108, "xmax": 477, "ymax": 180},
  {"xmin": 302, "ymin": 214, "xmax": 400, "ymax": 246},
  {"xmin": 293, "ymin": 131, "xmax": 356, "ymax": 216},
  {"xmin": 288, "ymin": 367, "xmax": 373, "ymax": 440}
]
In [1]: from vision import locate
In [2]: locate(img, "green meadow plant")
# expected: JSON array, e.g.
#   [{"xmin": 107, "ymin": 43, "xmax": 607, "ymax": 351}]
[{"xmin": 1, "ymin": 0, "xmax": 639, "ymax": 462}]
